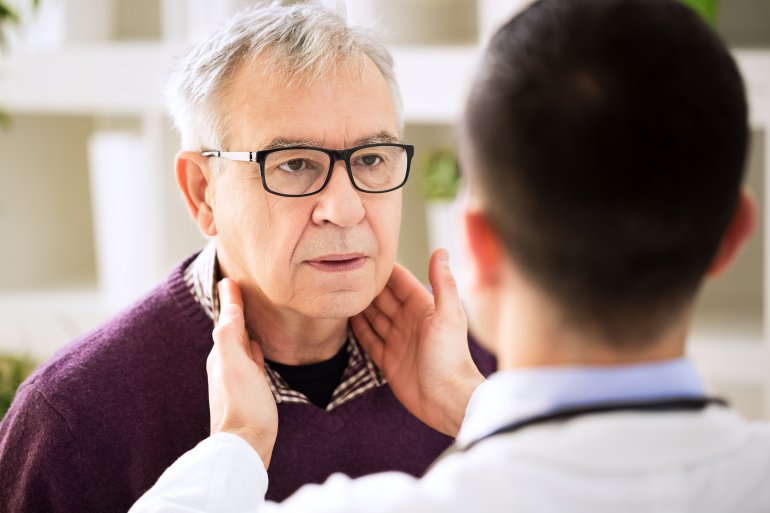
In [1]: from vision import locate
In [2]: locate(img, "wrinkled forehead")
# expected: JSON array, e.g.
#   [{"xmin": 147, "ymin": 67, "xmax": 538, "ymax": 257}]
[{"xmin": 219, "ymin": 50, "xmax": 399, "ymax": 150}]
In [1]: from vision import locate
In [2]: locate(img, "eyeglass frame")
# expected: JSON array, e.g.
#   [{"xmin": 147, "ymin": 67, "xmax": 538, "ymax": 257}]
[{"xmin": 201, "ymin": 142, "xmax": 414, "ymax": 198}]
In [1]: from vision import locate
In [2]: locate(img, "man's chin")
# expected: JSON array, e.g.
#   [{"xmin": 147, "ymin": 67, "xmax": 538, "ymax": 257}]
[{"xmin": 300, "ymin": 289, "xmax": 374, "ymax": 320}]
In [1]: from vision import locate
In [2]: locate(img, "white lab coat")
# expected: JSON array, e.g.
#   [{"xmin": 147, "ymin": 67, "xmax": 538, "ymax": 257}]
[{"xmin": 131, "ymin": 403, "xmax": 770, "ymax": 512}]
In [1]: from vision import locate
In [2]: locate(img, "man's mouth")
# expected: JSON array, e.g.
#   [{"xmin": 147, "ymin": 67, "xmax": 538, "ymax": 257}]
[{"xmin": 306, "ymin": 254, "xmax": 368, "ymax": 272}]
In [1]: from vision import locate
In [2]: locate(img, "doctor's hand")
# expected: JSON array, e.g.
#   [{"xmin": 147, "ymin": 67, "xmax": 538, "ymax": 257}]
[
  {"xmin": 207, "ymin": 278, "xmax": 278, "ymax": 468},
  {"xmin": 352, "ymin": 249, "xmax": 485, "ymax": 438}
]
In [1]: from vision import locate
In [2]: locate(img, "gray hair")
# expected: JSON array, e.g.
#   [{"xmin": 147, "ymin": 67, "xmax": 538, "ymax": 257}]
[{"xmin": 165, "ymin": 1, "xmax": 403, "ymax": 151}]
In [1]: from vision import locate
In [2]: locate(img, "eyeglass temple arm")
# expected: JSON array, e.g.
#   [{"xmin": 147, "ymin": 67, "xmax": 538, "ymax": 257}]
[{"xmin": 201, "ymin": 151, "xmax": 255, "ymax": 162}]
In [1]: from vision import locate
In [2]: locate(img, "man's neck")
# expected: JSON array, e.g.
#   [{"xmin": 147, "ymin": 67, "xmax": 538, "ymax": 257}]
[{"xmin": 240, "ymin": 290, "xmax": 349, "ymax": 366}]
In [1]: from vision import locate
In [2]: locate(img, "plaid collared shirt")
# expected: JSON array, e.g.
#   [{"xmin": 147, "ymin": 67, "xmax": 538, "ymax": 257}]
[{"xmin": 183, "ymin": 240, "xmax": 386, "ymax": 411}]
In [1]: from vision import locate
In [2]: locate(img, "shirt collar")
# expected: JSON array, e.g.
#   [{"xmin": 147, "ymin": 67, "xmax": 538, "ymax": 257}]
[
  {"xmin": 457, "ymin": 358, "xmax": 705, "ymax": 445},
  {"xmin": 183, "ymin": 239, "xmax": 220, "ymax": 323}
]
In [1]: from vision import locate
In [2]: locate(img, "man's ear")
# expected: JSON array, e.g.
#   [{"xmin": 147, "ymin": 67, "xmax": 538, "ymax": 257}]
[
  {"xmin": 463, "ymin": 208, "xmax": 505, "ymax": 288},
  {"xmin": 708, "ymin": 188, "xmax": 756, "ymax": 278},
  {"xmin": 176, "ymin": 151, "xmax": 217, "ymax": 237}
]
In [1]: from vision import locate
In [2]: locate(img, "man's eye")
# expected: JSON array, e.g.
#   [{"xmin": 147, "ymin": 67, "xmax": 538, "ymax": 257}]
[
  {"xmin": 279, "ymin": 159, "xmax": 308, "ymax": 172},
  {"xmin": 357, "ymin": 155, "xmax": 382, "ymax": 167}
]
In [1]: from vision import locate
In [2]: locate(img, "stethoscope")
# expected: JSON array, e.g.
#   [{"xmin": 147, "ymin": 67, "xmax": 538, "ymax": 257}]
[{"xmin": 431, "ymin": 396, "xmax": 728, "ymax": 465}]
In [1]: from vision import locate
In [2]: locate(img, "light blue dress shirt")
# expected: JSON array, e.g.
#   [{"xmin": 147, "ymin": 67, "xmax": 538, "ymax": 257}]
[{"xmin": 458, "ymin": 357, "xmax": 706, "ymax": 445}]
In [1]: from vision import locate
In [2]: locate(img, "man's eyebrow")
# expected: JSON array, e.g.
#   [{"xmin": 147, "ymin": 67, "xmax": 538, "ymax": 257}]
[
  {"xmin": 262, "ymin": 138, "xmax": 318, "ymax": 150},
  {"xmin": 352, "ymin": 132, "xmax": 402, "ymax": 146},
  {"xmin": 261, "ymin": 132, "xmax": 402, "ymax": 151}
]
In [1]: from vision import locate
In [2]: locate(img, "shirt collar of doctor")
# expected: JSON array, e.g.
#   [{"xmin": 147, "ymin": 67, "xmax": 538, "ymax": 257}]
[{"xmin": 457, "ymin": 357, "xmax": 705, "ymax": 445}]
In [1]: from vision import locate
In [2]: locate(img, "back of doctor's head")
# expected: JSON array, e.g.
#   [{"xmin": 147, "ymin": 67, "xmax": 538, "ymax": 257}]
[{"xmin": 463, "ymin": 0, "xmax": 748, "ymax": 348}]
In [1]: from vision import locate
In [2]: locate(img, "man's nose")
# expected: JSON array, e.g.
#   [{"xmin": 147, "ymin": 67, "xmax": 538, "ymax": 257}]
[{"xmin": 310, "ymin": 160, "xmax": 366, "ymax": 227}]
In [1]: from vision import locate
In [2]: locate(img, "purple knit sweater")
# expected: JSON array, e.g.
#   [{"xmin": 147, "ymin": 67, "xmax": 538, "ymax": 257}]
[{"xmin": 0, "ymin": 256, "xmax": 496, "ymax": 513}]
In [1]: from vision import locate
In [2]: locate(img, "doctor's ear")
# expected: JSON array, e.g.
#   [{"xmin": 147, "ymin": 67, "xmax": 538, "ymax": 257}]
[
  {"xmin": 464, "ymin": 210, "xmax": 505, "ymax": 288},
  {"xmin": 707, "ymin": 188, "xmax": 756, "ymax": 278},
  {"xmin": 176, "ymin": 151, "xmax": 218, "ymax": 237}
]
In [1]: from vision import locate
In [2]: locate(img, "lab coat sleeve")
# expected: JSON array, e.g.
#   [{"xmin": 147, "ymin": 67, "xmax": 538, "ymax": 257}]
[
  {"xmin": 129, "ymin": 433, "xmax": 441, "ymax": 513},
  {"xmin": 129, "ymin": 433, "xmax": 268, "ymax": 513}
]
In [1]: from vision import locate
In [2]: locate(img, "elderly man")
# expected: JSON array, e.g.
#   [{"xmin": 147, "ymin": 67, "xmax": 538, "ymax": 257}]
[
  {"xmin": 0, "ymin": 4, "xmax": 493, "ymax": 513},
  {"xmin": 130, "ymin": 0, "xmax": 770, "ymax": 511}
]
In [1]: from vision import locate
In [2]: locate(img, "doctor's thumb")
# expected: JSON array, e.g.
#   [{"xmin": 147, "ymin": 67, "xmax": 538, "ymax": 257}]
[{"xmin": 429, "ymin": 248, "xmax": 463, "ymax": 319}]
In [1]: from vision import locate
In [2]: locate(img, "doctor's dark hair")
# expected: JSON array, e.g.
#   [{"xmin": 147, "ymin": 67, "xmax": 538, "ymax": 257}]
[{"xmin": 463, "ymin": 0, "xmax": 748, "ymax": 347}]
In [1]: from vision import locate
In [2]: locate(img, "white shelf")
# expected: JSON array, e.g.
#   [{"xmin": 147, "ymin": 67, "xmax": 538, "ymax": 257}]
[
  {"xmin": 0, "ymin": 43, "xmax": 179, "ymax": 115},
  {"xmin": 736, "ymin": 50, "xmax": 770, "ymax": 127},
  {"xmin": 2, "ymin": 43, "xmax": 768, "ymax": 125},
  {"xmin": 393, "ymin": 47, "xmax": 770, "ymax": 125},
  {"xmin": 738, "ymin": 51, "xmax": 770, "ymax": 91},
  {"xmin": 0, "ymin": 42, "xmax": 482, "ymax": 122}
]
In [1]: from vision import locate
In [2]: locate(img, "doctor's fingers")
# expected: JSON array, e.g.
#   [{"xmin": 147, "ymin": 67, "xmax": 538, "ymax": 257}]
[
  {"xmin": 248, "ymin": 340, "xmax": 268, "ymax": 372},
  {"xmin": 372, "ymin": 284, "xmax": 401, "ymax": 318},
  {"xmin": 351, "ymin": 313, "xmax": 385, "ymax": 366},
  {"xmin": 217, "ymin": 278, "xmax": 245, "ymax": 312},
  {"xmin": 362, "ymin": 301, "xmax": 395, "ymax": 342},
  {"xmin": 212, "ymin": 310, "xmax": 255, "ymax": 371},
  {"xmin": 428, "ymin": 249, "xmax": 464, "ymax": 322},
  {"xmin": 213, "ymin": 283, "xmax": 252, "ymax": 357}
]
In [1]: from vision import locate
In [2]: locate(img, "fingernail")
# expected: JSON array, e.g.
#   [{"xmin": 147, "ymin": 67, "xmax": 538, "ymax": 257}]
[{"xmin": 438, "ymin": 249, "xmax": 449, "ymax": 266}]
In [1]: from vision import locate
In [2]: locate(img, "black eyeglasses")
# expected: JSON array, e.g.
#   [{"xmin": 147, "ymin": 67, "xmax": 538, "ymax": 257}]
[{"xmin": 201, "ymin": 143, "xmax": 414, "ymax": 197}]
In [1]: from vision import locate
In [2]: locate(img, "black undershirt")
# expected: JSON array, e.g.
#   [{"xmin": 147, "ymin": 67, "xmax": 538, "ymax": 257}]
[{"xmin": 265, "ymin": 343, "xmax": 349, "ymax": 409}]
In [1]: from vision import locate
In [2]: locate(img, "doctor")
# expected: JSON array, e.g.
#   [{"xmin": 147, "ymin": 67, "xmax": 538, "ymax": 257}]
[{"xmin": 131, "ymin": 0, "xmax": 770, "ymax": 511}]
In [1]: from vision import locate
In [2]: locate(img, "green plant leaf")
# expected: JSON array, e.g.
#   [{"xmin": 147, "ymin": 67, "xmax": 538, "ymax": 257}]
[
  {"xmin": 0, "ymin": 0, "xmax": 40, "ymax": 127},
  {"xmin": 0, "ymin": 108, "xmax": 11, "ymax": 129},
  {"xmin": 0, "ymin": 354, "xmax": 37, "ymax": 420},
  {"xmin": 418, "ymin": 149, "xmax": 461, "ymax": 201},
  {"xmin": 678, "ymin": 0, "xmax": 718, "ymax": 25},
  {"xmin": 0, "ymin": 1, "xmax": 20, "ymax": 49},
  {"xmin": 0, "ymin": 2, "xmax": 21, "ymax": 24}
]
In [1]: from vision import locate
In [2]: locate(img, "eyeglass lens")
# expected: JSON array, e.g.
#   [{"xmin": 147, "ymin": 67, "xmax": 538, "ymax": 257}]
[{"xmin": 263, "ymin": 145, "xmax": 408, "ymax": 195}]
